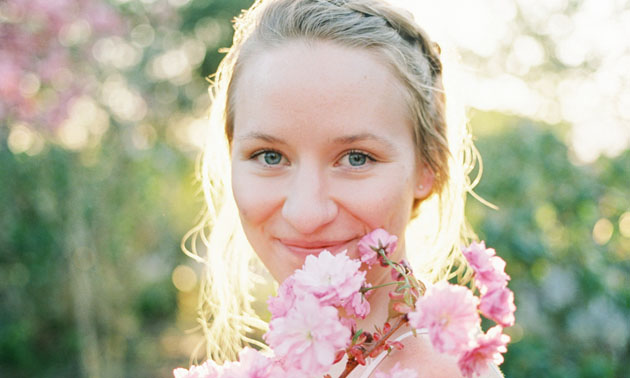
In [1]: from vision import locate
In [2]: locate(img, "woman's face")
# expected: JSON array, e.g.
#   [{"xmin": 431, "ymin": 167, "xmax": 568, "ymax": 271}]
[{"xmin": 230, "ymin": 41, "xmax": 433, "ymax": 283}]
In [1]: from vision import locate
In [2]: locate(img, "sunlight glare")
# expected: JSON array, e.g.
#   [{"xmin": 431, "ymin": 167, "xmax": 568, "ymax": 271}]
[{"xmin": 393, "ymin": 0, "xmax": 630, "ymax": 163}]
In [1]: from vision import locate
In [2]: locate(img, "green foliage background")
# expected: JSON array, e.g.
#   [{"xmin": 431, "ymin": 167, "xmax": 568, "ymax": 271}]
[
  {"xmin": 1, "ymin": 0, "xmax": 629, "ymax": 377},
  {"xmin": 466, "ymin": 113, "xmax": 630, "ymax": 377}
]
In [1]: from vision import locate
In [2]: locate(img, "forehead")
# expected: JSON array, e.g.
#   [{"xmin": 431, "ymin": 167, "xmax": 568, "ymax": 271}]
[{"xmin": 232, "ymin": 40, "xmax": 414, "ymax": 141}]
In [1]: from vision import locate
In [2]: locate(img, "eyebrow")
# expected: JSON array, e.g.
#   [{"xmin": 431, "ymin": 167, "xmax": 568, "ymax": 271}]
[
  {"xmin": 236, "ymin": 132, "xmax": 287, "ymax": 144},
  {"xmin": 333, "ymin": 133, "xmax": 396, "ymax": 149},
  {"xmin": 235, "ymin": 131, "xmax": 396, "ymax": 148}
]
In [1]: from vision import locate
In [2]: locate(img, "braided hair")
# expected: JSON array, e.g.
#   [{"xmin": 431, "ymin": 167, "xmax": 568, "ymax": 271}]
[{"xmin": 227, "ymin": 0, "xmax": 449, "ymax": 196}]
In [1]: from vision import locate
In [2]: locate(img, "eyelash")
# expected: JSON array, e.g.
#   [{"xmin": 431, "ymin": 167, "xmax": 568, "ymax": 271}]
[
  {"xmin": 248, "ymin": 149, "xmax": 377, "ymax": 168},
  {"xmin": 339, "ymin": 150, "xmax": 377, "ymax": 168},
  {"xmin": 250, "ymin": 149, "xmax": 287, "ymax": 166}
]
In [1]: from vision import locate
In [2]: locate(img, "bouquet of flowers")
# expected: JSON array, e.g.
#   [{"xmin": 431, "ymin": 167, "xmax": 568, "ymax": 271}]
[{"xmin": 174, "ymin": 229, "xmax": 516, "ymax": 378}]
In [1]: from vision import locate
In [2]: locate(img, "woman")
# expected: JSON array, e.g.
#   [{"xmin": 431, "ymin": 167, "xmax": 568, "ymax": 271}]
[{"xmin": 183, "ymin": 0, "xmax": 496, "ymax": 376}]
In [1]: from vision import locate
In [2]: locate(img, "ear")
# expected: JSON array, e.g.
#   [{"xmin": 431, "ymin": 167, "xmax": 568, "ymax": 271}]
[{"xmin": 414, "ymin": 163, "xmax": 435, "ymax": 200}]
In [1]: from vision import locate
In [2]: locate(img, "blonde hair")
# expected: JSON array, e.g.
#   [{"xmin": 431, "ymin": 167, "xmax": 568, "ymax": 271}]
[{"xmin": 182, "ymin": 0, "xmax": 483, "ymax": 363}]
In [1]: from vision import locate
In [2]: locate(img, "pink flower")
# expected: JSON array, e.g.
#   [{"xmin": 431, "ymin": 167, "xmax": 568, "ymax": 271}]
[
  {"xmin": 292, "ymin": 250, "xmax": 366, "ymax": 310},
  {"xmin": 358, "ymin": 228, "xmax": 398, "ymax": 266},
  {"xmin": 173, "ymin": 360, "xmax": 220, "ymax": 378},
  {"xmin": 343, "ymin": 291, "xmax": 370, "ymax": 319},
  {"xmin": 374, "ymin": 362, "xmax": 418, "ymax": 378},
  {"xmin": 264, "ymin": 295, "xmax": 351, "ymax": 375},
  {"xmin": 479, "ymin": 287, "xmax": 516, "ymax": 327},
  {"xmin": 221, "ymin": 347, "xmax": 276, "ymax": 378},
  {"xmin": 339, "ymin": 315, "xmax": 357, "ymax": 332},
  {"xmin": 458, "ymin": 326, "xmax": 510, "ymax": 378},
  {"xmin": 267, "ymin": 276, "xmax": 297, "ymax": 319},
  {"xmin": 175, "ymin": 348, "xmax": 289, "ymax": 378},
  {"xmin": 266, "ymin": 364, "xmax": 302, "ymax": 378},
  {"xmin": 408, "ymin": 282, "xmax": 480, "ymax": 354},
  {"xmin": 390, "ymin": 259, "xmax": 412, "ymax": 281},
  {"xmin": 461, "ymin": 242, "xmax": 510, "ymax": 293}
]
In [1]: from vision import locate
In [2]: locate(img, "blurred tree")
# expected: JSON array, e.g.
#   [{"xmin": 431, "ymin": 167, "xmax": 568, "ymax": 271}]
[
  {"xmin": 0, "ymin": 132, "xmax": 197, "ymax": 377},
  {"xmin": 467, "ymin": 111, "xmax": 630, "ymax": 378},
  {"xmin": 1, "ymin": 0, "xmax": 252, "ymax": 376},
  {"xmin": 1, "ymin": 0, "xmax": 629, "ymax": 377},
  {"xmin": 0, "ymin": 0, "xmax": 126, "ymax": 131}
]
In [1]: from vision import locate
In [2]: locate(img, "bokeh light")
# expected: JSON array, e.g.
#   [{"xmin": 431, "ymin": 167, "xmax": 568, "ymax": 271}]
[
  {"xmin": 593, "ymin": 218, "xmax": 614, "ymax": 245},
  {"xmin": 171, "ymin": 265, "xmax": 198, "ymax": 292},
  {"xmin": 619, "ymin": 212, "xmax": 630, "ymax": 238},
  {"xmin": 7, "ymin": 123, "xmax": 45, "ymax": 155}
]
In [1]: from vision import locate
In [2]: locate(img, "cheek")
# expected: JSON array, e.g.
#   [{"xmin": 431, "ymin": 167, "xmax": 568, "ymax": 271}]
[
  {"xmin": 334, "ymin": 169, "xmax": 415, "ymax": 231},
  {"xmin": 231, "ymin": 168, "xmax": 280, "ymax": 225}
]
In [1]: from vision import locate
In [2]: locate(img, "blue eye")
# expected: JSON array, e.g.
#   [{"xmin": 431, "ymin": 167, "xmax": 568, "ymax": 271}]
[
  {"xmin": 253, "ymin": 150, "xmax": 284, "ymax": 165},
  {"xmin": 348, "ymin": 152, "xmax": 368, "ymax": 166},
  {"xmin": 340, "ymin": 150, "xmax": 375, "ymax": 168}
]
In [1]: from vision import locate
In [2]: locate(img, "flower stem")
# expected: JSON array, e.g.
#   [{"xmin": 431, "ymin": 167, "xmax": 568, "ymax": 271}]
[
  {"xmin": 379, "ymin": 250, "xmax": 414, "ymax": 289},
  {"xmin": 336, "ymin": 316, "xmax": 408, "ymax": 378},
  {"xmin": 360, "ymin": 281, "xmax": 399, "ymax": 293}
]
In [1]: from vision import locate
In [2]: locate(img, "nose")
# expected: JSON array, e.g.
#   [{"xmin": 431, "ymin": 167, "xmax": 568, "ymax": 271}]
[{"xmin": 281, "ymin": 164, "xmax": 338, "ymax": 235}]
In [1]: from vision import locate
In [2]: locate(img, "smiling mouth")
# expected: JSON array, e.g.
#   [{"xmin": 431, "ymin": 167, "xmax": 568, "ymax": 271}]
[{"xmin": 279, "ymin": 238, "xmax": 357, "ymax": 255}]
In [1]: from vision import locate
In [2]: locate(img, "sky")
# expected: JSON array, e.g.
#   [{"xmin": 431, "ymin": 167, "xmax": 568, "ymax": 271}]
[{"xmin": 393, "ymin": 0, "xmax": 630, "ymax": 163}]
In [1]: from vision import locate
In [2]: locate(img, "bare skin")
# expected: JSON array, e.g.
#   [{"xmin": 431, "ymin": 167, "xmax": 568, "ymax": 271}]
[{"xmin": 230, "ymin": 40, "xmax": 502, "ymax": 377}]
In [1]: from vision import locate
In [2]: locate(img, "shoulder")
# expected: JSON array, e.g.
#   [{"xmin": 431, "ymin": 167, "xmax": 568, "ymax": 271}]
[{"xmin": 367, "ymin": 332, "xmax": 504, "ymax": 378}]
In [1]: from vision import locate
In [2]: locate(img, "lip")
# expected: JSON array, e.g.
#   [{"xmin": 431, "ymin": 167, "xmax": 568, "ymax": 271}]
[{"xmin": 278, "ymin": 238, "xmax": 357, "ymax": 255}]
